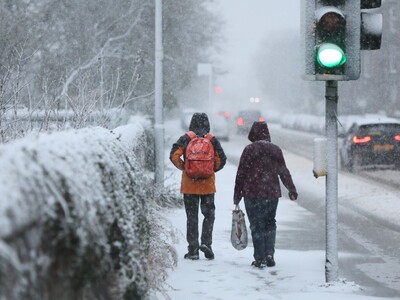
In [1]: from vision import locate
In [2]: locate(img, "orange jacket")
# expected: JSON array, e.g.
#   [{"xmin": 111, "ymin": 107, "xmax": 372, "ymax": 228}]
[{"xmin": 170, "ymin": 134, "xmax": 226, "ymax": 195}]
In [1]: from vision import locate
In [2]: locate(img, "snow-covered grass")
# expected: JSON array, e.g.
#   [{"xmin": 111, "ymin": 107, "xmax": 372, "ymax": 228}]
[{"xmin": 0, "ymin": 115, "xmax": 179, "ymax": 299}]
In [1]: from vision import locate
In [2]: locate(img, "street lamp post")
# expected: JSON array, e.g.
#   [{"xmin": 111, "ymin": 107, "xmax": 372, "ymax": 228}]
[
  {"xmin": 154, "ymin": 0, "xmax": 164, "ymax": 189},
  {"xmin": 197, "ymin": 63, "xmax": 213, "ymax": 113}
]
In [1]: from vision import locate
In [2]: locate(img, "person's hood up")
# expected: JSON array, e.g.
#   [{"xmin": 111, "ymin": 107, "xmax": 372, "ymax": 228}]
[
  {"xmin": 189, "ymin": 112, "xmax": 210, "ymax": 136},
  {"xmin": 248, "ymin": 121, "xmax": 271, "ymax": 142}
]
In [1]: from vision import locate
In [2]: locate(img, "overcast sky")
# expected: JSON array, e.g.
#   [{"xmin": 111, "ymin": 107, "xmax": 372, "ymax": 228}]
[{"xmin": 210, "ymin": 0, "xmax": 301, "ymax": 110}]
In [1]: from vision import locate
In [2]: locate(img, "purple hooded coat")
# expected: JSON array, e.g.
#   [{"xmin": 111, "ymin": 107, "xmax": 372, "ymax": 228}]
[{"xmin": 233, "ymin": 121, "xmax": 297, "ymax": 204}]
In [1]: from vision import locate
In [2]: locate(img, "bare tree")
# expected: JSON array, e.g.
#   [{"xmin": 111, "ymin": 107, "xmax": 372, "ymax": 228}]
[{"xmin": 0, "ymin": 0, "xmax": 223, "ymax": 142}]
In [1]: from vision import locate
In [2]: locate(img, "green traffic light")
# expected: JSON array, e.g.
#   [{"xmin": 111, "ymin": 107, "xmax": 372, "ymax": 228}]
[{"xmin": 317, "ymin": 43, "xmax": 346, "ymax": 68}]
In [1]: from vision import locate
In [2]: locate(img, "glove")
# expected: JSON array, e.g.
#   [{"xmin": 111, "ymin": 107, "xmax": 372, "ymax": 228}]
[
  {"xmin": 289, "ymin": 192, "xmax": 298, "ymax": 201},
  {"xmin": 234, "ymin": 191, "xmax": 242, "ymax": 205},
  {"xmin": 233, "ymin": 195, "xmax": 242, "ymax": 205}
]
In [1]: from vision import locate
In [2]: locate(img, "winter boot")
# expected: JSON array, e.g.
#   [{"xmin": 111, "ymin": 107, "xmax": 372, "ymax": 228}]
[
  {"xmin": 251, "ymin": 260, "xmax": 265, "ymax": 269},
  {"xmin": 199, "ymin": 244, "xmax": 215, "ymax": 260},
  {"xmin": 265, "ymin": 255, "xmax": 275, "ymax": 267},
  {"xmin": 184, "ymin": 249, "xmax": 199, "ymax": 260}
]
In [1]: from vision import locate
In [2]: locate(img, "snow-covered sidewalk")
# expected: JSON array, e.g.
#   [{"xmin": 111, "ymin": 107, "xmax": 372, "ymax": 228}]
[
  {"xmin": 161, "ymin": 161, "xmax": 391, "ymax": 300},
  {"xmin": 158, "ymin": 118, "xmax": 400, "ymax": 300}
]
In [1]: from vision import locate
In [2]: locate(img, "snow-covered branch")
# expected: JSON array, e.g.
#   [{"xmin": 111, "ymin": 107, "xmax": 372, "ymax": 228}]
[{"xmin": 59, "ymin": 5, "xmax": 146, "ymax": 100}]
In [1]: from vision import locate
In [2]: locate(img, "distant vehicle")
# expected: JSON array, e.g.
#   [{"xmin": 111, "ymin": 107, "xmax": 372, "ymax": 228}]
[
  {"xmin": 215, "ymin": 110, "xmax": 231, "ymax": 119},
  {"xmin": 340, "ymin": 121, "xmax": 400, "ymax": 172},
  {"xmin": 210, "ymin": 113, "xmax": 229, "ymax": 141},
  {"xmin": 236, "ymin": 109, "xmax": 264, "ymax": 135},
  {"xmin": 180, "ymin": 108, "xmax": 196, "ymax": 130}
]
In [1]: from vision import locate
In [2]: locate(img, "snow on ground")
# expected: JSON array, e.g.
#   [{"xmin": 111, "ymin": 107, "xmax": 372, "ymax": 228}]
[{"xmin": 158, "ymin": 119, "xmax": 398, "ymax": 300}]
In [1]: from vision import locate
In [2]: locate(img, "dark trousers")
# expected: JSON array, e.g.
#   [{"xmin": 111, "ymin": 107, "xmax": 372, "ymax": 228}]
[
  {"xmin": 183, "ymin": 194, "xmax": 215, "ymax": 252},
  {"xmin": 244, "ymin": 198, "xmax": 278, "ymax": 262}
]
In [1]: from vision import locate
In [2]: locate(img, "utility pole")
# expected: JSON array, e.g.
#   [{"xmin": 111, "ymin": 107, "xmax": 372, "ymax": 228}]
[
  {"xmin": 154, "ymin": 0, "xmax": 164, "ymax": 188},
  {"xmin": 197, "ymin": 63, "xmax": 213, "ymax": 114},
  {"xmin": 207, "ymin": 68, "xmax": 213, "ymax": 114}
]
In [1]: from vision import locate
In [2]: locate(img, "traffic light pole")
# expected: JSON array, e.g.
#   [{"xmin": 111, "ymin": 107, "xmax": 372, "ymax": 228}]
[
  {"xmin": 302, "ymin": 0, "xmax": 382, "ymax": 283},
  {"xmin": 325, "ymin": 80, "xmax": 339, "ymax": 282}
]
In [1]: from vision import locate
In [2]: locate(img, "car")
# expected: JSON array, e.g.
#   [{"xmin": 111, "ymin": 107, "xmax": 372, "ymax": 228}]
[
  {"xmin": 214, "ymin": 110, "xmax": 231, "ymax": 120},
  {"xmin": 236, "ymin": 109, "xmax": 264, "ymax": 134},
  {"xmin": 339, "ymin": 121, "xmax": 400, "ymax": 172},
  {"xmin": 210, "ymin": 113, "xmax": 230, "ymax": 141}
]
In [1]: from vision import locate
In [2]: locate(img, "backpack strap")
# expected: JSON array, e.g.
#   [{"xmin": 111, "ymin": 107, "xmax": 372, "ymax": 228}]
[
  {"xmin": 186, "ymin": 131, "xmax": 197, "ymax": 140},
  {"xmin": 186, "ymin": 131, "xmax": 213, "ymax": 141},
  {"xmin": 205, "ymin": 133, "xmax": 214, "ymax": 141}
]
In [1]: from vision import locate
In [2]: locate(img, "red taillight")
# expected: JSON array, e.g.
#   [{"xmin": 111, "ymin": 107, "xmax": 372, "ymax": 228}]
[
  {"xmin": 352, "ymin": 135, "xmax": 372, "ymax": 144},
  {"xmin": 224, "ymin": 111, "xmax": 231, "ymax": 118},
  {"xmin": 237, "ymin": 117, "xmax": 244, "ymax": 126},
  {"xmin": 258, "ymin": 117, "xmax": 265, "ymax": 122},
  {"xmin": 394, "ymin": 135, "xmax": 400, "ymax": 141}
]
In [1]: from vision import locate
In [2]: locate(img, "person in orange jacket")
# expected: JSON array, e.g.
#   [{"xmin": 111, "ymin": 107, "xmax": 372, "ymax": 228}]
[{"xmin": 170, "ymin": 112, "xmax": 226, "ymax": 260}]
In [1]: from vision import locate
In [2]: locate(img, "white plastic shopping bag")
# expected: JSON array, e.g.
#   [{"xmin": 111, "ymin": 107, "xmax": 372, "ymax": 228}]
[{"xmin": 231, "ymin": 204, "xmax": 248, "ymax": 250}]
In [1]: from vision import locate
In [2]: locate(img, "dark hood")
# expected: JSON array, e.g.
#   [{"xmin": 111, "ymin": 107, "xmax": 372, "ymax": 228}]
[
  {"xmin": 189, "ymin": 112, "xmax": 210, "ymax": 136},
  {"xmin": 248, "ymin": 121, "xmax": 271, "ymax": 142}
]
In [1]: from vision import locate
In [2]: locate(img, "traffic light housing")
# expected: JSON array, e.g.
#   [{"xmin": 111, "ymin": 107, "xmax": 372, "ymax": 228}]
[
  {"xmin": 360, "ymin": 0, "xmax": 382, "ymax": 51},
  {"xmin": 301, "ymin": 0, "xmax": 382, "ymax": 81}
]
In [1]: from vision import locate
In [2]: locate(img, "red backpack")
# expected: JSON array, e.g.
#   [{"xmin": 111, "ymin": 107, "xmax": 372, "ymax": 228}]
[{"xmin": 185, "ymin": 131, "xmax": 215, "ymax": 179}]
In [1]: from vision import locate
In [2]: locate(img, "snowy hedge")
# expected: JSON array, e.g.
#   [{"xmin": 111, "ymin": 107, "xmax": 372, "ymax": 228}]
[{"xmin": 0, "ymin": 117, "xmax": 178, "ymax": 300}]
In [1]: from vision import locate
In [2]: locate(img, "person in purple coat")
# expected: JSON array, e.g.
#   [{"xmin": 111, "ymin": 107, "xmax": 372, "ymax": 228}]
[{"xmin": 233, "ymin": 121, "xmax": 298, "ymax": 268}]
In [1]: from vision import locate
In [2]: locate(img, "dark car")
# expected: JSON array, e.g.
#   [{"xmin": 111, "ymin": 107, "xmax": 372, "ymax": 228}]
[
  {"xmin": 340, "ymin": 122, "xmax": 400, "ymax": 172},
  {"xmin": 236, "ymin": 109, "xmax": 264, "ymax": 135}
]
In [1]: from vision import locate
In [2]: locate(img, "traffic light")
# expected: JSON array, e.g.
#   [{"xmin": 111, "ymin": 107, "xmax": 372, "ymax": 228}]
[
  {"xmin": 315, "ymin": 5, "xmax": 347, "ymax": 74},
  {"xmin": 302, "ymin": 0, "xmax": 359, "ymax": 81},
  {"xmin": 360, "ymin": 0, "xmax": 382, "ymax": 51},
  {"xmin": 301, "ymin": 0, "xmax": 382, "ymax": 81}
]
